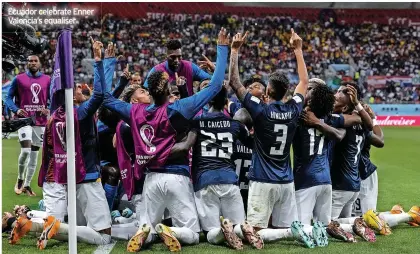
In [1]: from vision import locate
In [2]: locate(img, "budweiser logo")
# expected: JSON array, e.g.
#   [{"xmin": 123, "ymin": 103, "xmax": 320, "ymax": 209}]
[{"xmin": 376, "ymin": 116, "xmax": 420, "ymax": 126}]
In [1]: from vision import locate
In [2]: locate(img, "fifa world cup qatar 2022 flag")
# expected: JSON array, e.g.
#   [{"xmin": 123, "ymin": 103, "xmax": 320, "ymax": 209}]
[{"xmin": 50, "ymin": 29, "xmax": 74, "ymax": 112}]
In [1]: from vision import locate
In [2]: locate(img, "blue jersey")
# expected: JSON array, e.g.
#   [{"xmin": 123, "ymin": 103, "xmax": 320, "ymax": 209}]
[
  {"xmin": 293, "ymin": 114, "xmax": 344, "ymax": 190},
  {"xmin": 191, "ymin": 112, "xmax": 250, "ymax": 191},
  {"xmin": 242, "ymin": 93, "xmax": 304, "ymax": 183},
  {"xmin": 331, "ymin": 123, "xmax": 365, "ymax": 192},
  {"xmin": 359, "ymin": 129, "xmax": 377, "ymax": 180},
  {"xmin": 232, "ymin": 140, "xmax": 253, "ymax": 212}
]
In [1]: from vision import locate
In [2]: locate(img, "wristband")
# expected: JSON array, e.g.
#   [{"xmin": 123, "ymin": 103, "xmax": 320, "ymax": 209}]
[
  {"xmin": 355, "ymin": 103, "xmax": 363, "ymax": 112},
  {"xmin": 372, "ymin": 118, "xmax": 378, "ymax": 126}
]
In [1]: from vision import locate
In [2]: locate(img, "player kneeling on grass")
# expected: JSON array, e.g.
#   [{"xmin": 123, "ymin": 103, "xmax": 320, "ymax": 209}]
[
  {"xmin": 102, "ymin": 28, "xmax": 230, "ymax": 252},
  {"xmin": 175, "ymin": 86, "xmax": 263, "ymax": 250},
  {"xmin": 14, "ymin": 39, "xmax": 112, "ymax": 249}
]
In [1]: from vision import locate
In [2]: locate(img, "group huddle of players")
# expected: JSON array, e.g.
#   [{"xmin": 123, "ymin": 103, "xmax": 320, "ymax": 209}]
[{"xmin": 3, "ymin": 27, "xmax": 420, "ymax": 252}]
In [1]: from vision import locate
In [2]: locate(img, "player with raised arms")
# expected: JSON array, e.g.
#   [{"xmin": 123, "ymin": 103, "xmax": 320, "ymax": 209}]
[
  {"xmin": 102, "ymin": 28, "xmax": 230, "ymax": 252},
  {"xmin": 227, "ymin": 29, "xmax": 319, "ymax": 248}
]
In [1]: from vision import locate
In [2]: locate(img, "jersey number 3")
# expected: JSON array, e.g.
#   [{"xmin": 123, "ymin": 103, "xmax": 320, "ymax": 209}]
[
  {"xmin": 270, "ymin": 124, "xmax": 288, "ymax": 155},
  {"xmin": 201, "ymin": 130, "xmax": 233, "ymax": 159}
]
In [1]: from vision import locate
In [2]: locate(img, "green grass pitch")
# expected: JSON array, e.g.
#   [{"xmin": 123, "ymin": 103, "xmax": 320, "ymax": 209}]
[{"xmin": 2, "ymin": 127, "xmax": 420, "ymax": 253}]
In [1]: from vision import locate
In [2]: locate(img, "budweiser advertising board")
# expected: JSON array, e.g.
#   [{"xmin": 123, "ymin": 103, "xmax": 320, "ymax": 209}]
[{"xmin": 376, "ymin": 116, "xmax": 420, "ymax": 126}]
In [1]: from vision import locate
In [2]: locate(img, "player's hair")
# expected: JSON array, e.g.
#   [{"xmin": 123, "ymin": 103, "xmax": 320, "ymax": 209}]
[
  {"xmin": 309, "ymin": 78, "xmax": 326, "ymax": 87},
  {"xmin": 166, "ymin": 39, "xmax": 182, "ymax": 51},
  {"xmin": 233, "ymin": 108, "xmax": 253, "ymax": 130},
  {"xmin": 97, "ymin": 85, "xmax": 143, "ymax": 129},
  {"xmin": 147, "ymin": 71, "xmax": 169, "ymax": 105},
  {"xmin": 209, "ymin": 86, "xmax": 227, "ymax": 111},
  {"xmin": 309, "ymin": 84, "xmax": 335, "ymax": 118},
  {"xmin": 243, "ymin": 75, "xmax": 266, "ymax": 88},
  {"xmin": 267, "ymin": 71, "xmax": 289, "ymax": 101}
]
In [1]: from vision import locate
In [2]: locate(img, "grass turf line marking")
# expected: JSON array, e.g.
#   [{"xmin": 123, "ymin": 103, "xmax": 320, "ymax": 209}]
[{"xmin": 93, "ymin": 240, "xmax": 117, "ymax": 254}]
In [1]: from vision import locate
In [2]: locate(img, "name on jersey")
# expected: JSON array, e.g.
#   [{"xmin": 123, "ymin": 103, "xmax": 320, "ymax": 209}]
[
  {"xmin": 236, "ymin": 144, "xmax": 252, "ymax": 154},
  {"xmin": 270, "ymin": 111, "xmax": 292, "ymax": 120},
  {"xmin": 200, "ymin": 120, "xmax": 231, "ymax": 128}
]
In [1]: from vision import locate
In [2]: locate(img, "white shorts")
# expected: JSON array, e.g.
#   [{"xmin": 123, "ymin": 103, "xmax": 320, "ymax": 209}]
[
  {"xmin": 296, "ymin": 185, "xmax": 332, "ymax": 225},
  {"xmin": 353, "ymin": 171, "xmax": 378, "ymax": 216},
  {"xmin": 76, "ymin": 182, "xmax": 112, "ymax": 231},
  {"xmin": 43, "ymin": 182, "xmax": 67, "ymax": 222},
  {"xmin": 331, "ymin": 190, "xmax": 359, "ymax": 220},
  {"xmin": 194, "ymin": 184, "xmax": 245, "ymax": 231},
  {"xmin": 143, "ymin": 172, "xmax": 200, "ymax": 233},
  {"xmin": 18, "ymin": 126, "xmax": 45, "ymax": 147},
  {"xmin": 247, "ymin": 181, "xmax": 298, "ymax": 228}
]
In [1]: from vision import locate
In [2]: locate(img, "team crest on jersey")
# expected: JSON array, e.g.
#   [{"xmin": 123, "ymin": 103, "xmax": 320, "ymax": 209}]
[
  {"xmin": 30, "ymin": 83, "xmax": 42, "ymax": 104},
  {"xmin": 140, "ymin": 124, "xmax": 156, "ymax": 154},
  {"xmin": 55, "ymin": 122, "xmax": 66, "ymax": 151}
]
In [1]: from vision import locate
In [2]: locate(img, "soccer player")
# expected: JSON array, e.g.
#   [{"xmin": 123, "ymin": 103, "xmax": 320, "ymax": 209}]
[
  {"xmin": 293, "ymin": 78, "xmax": 346, "ymax": 226},
  {"xmin": 228, "ymin": 30, "xmax": 320, "ymax": 248},
  {"xmin": 34, "ymin": 38, "xmax": 112, "ymax": 249},
  {"xmin": 330, "ymin": 82, "xmax": 373, "ymax": 220},
  {"xmin": 143, "ymin": 39, "xmax": 211, "ymax": 96},
  {"xmin": 102, "ymin": 28, "xmax": 229, "ymax": 252},
  {"xmin": 232, "ymin": 108, "xmax": 254, "ymax": 214},
  {"xmin": 5, "ymin": 55, "xmax": 51, "ymax": 196},
  {"xmin": 228, "ymin": 29, "xmax": 307, "ymax": 229},
  {"xmin": 228, "ymin": 76, "xmax": 266, "ymax": 117},
  {"xmin": 352, "ymin": 104, "xmax": 384, "ymax": 216},
  {"xmin": 185, "ymin": 87, "xmax": 262, "ymax": 250}
]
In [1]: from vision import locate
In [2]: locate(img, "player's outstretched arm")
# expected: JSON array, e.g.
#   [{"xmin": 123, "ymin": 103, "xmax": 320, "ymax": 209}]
[
  {"xmin": 103, "ymin": 42, "xmax": 117, "ymax": 93},
  {"xmin": 77, "ymin": 38, "xmax": 105, "ymax": 120},
  {"xmin": 364, "ymin": 104, "xmax": 384, "ymax": 148},
  {"xmin": 291, "ymin": 29, "xmax": 309, "ymax": 97},
  {"xmin": 347, "ymin": 85, "xmax": 373, "ymax": 131},
  {"xmin": 170, "ymin": 28, "xmax": 229, "ymax": 120},
  {"xmin": 302, "ymin": 110, "xmax": 346, "ymax": 141},
  {"xmin": 229, "ymin": 32, "xmax": 249, "ymax": 102}
]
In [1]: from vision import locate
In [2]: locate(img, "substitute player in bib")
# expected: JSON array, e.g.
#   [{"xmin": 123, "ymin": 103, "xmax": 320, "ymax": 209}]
[
  {"xmin": 5, "ymin": 55, "xmax": 51, "ymax": 196},
  {"xmin": 143, "ymin": 39, "xmax": 211, "ymax": 96},
  {"xmin": 330, "ymin": 82, "xmax": 373, "ymax": 220},
  {"xmin": 102, "ymin": 28, "xmax": 230, "ymax": 252}
]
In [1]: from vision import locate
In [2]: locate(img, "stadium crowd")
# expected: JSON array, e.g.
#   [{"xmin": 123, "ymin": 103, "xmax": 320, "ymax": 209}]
[{"xmin": 3, "ymin": 13, "xmax": 420, "ymax": 103}]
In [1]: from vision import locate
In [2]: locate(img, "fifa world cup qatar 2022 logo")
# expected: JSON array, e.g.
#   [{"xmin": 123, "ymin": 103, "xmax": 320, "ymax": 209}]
[
  {"xmin": 55, "ymin": 122, "xmax": 66, "ymax": 151},
  {"xmin": 30, "ymin": 83, "xmax": 42, "ymax": 104},
  {"xmin": 140, "ymin": 124, "xmax": 156, "ymax": 154}
]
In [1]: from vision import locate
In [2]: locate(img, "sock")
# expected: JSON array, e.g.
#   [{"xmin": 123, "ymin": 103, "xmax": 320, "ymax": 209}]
[
  {"xmin": 234, "ymin": 224, "xmax": 244, "ymax": 239},
  {"xmin": 104, "ymin": 184, "xmax": 118, "ymax": 211},
  {"xmin": 340, "ymin": 224, "xmax": 354, "ymax": 233},
  {"xmin": 28, "ymin": 210, "xmax": 47, "ymax": 219},
  {"xmin": 207, "ymin": 228, "xmax": 225, "ymax": 245},
  {"xmin": 336, "ymin": 217, "xmax": 357, "ymax": 224},
  {"xmin": 24, "ymin": 150, "xmax": 39, "ymax": 187},
  {"xmin": 303, "ymin": 225, "xmax": 314, "ymax": 237},
  {"xmin": 170, "ymin": 227, "xmax": 199, "ymax": 245},
  {"xmin": 111, "ymin": 222, "xmax": 139, "ymax": 240},
  {"xmin": 18, "ymin": 148, "xmax": 31, "ymax": 180},
  {"xmin": 379, "ymin": 213, "xmax": 411, "ymax": 227},
  {"xmin": 114, "ymin": 216, "xmax": 136, "ymax": 224},
  {"xmin": 58, "ymin": 223, "xmax": 112, "ymax": 245},
  {"xmin": 258, "ymin": 228, "xmax": 293, "ymax": 242}
]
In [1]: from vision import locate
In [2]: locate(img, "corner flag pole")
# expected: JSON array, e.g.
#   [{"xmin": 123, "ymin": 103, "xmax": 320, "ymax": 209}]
[{"xmin": 51, "ymin": 29, "xmax": 77, "ymax": 253}]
